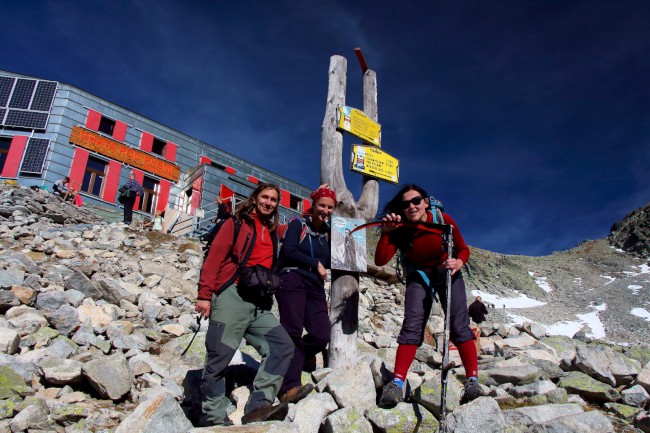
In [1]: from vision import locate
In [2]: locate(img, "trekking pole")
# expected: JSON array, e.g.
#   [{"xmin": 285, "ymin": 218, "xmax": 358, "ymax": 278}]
[{"xmin": 439, "ymin": 224, "xmax": 455, "ymax": 433}]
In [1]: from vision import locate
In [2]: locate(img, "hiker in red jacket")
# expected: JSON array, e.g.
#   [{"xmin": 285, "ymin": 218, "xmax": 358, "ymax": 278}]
[
  {"xmin": 374, "ymin": 184, "xmax": 482, "ymax": 406},
  {"xmin": 195, "ymin": 183, "xmax": 293, "ymax": 426}
]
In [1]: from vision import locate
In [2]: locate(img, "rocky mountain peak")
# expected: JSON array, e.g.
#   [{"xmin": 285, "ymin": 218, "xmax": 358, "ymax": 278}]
[{"xmin": 609, "ymin": 202, "xmax": 650, "ymax": 257}]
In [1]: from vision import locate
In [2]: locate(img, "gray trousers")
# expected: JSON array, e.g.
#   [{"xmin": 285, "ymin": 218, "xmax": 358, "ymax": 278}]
[{"xmin": 200, "ymin": 285, "xmax": 293, "ymax": 426}]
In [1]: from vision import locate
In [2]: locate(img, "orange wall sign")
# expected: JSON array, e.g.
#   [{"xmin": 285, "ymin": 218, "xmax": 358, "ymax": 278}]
[{"xmin": 69, "ymin": 126, "xmax": 180, "ymax": 182}]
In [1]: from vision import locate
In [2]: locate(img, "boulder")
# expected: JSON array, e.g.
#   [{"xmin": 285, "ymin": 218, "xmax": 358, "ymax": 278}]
[
  {"xmin": 291, "ymin": 392, "xmax": 338, "ymax": 433},
  {"xmin": 82, "ymin": 352, "xmax": 132, "ymax": 400},
  {"xmin": 365, "ymin": 402, "xmax": 439, "ymax": 433},
  {"xmin": 574, "ymin": 345, "xmax": 641, "ymax": 387},
  {"xmin": 557, "ymin": 371, "xmax": 621, "ymax": 403},
  {"xmin": 322, "ymin": 406, "xmax": 373, "ymax": 433},
  {"xmin": 445, "ymin": 397, "xmax": 507, "ymax": 433},
  {"xmin": 115, "ymin": 392, "xmax": 193, "ymax": 433}
]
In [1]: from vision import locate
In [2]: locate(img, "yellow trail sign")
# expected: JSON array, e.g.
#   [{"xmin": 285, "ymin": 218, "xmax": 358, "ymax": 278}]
[
  {"xmin": 351, "ymin": 145, "xmax": 399, "ymax": 184},
  {"xmin": 337, "ymin": 105, "xmax": 381, "ymax": 146}
]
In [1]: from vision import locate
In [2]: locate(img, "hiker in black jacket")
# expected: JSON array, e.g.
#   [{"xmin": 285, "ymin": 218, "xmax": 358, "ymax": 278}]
[
  {"xmin": 468, "ymin": 296, "xmax": 488, "ymax": 324},
  {"xmin": 275, "ymin": 184, "xmax": 336, "ymax": 405}
]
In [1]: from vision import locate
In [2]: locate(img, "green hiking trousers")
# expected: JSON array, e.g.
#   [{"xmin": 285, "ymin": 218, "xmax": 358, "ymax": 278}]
[{"xmin": 200, "ymin": 285, "xmax": 294, "ymax": 426}]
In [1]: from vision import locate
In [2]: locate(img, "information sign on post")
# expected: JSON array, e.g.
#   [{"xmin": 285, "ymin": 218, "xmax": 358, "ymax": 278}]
[
  {"xmin": 337, "ymin": 105, "xmax": 381, "ymax": 146},
  {"xmin": 350, "ymin": 145, "xmax": 399, "ymax": 184}
]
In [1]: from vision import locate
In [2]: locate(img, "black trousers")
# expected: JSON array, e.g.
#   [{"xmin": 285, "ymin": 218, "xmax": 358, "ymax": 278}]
[{"xmin": 123, "ymin": 195, "xmax": 136, "ymax": 224}]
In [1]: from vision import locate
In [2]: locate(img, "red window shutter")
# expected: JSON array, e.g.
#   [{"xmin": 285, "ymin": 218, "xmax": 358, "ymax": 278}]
[
  {"xmin": 225, "ymin": 166, "xmax": 236, "ymax": 175},
  {"xmin": 102, "ymin": 161, "xmax": 123, "ymax": 203},
  {"xmin": 220, "ymin": 184, "xmax": 234, "ymax": 201},
  {"xmin": 200, "ymin": 156, "xmax": 212, "ymax": 165},
  {"xmin": 85, "ymin": 109, "xmax": 101, "ymax": 131},
  {"xmin": 247, "ymin": 175, "xmax": 259, "ymax": 184},
  {"xmin": 69, "ymin": 148, "xmax": 90, "ymax": 192},
  {"xmin": 303, "ymin": 198, "xmax": 312, "ymax": 213},
  {"xmin": 0, "ymin": 136, "xmax": 28, "ymax": 178},
  {"xmin": 157, "ymin": 180, "xmax": 170, "ymax": 211},
  {"xmin": 140, "ymin": 132, "xmax": 154, "ymax": 152},
  {"xmin": 164, "ymin": 142, "xmax": 177, "ymax": 162},
  {"xmin": 113, "ymin": 120, "xmax": 127, "ymax": 142},
  {"xmin": 281, "ymin": 190, "xmax": 291, "ymax": 207}
]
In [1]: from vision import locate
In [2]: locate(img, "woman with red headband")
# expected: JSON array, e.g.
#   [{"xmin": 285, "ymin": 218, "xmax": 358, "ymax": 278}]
[{"xmin": 275, "ymin": 184, "xmax": 336, "ymax": 404}]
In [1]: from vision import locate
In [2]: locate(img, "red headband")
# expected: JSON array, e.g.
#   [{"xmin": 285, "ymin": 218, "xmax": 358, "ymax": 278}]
[{"xmin": 311, "ymin": 186, "xmax": 337, "ymax": 204}]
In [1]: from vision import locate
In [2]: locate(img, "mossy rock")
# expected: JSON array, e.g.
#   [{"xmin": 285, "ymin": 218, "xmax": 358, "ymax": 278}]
[
  {"xmin": 0, "ymin": 366, "xmax": 26, "ymax": 399},
  {"xmin": 624, "ymin": 345, "xmax": 650, "ymax": 367},
  {"xmin": 175, "ymin": 332, "xmax": 206, "ymax": 367},
  {"xmin": 0, "ymin": 399, "xmax": 15, "ymax": 419},
  {"xmin": 51, "ymin": 404, "xmax": 90, "ymax": 423},
  {"xmin": 22, "ymin": 326, "xmax": 60, "ymax": 346},
  {"xmin": 557, "ymin": 371, "xmax": 620, "ymax": 403},
  {"xmin": 604, "ymin": 402, "xmax": 643, "ymax": 421}
]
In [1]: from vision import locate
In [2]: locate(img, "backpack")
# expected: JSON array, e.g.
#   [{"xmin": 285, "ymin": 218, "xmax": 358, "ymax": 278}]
[{"xmin": 201, "ymin": 216, "xmax": 242, "ymax": 258}]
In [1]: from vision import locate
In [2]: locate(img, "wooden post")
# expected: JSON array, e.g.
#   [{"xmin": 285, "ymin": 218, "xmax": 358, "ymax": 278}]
[{"xmin": 321, "ymin": 54, "xmax": 379, "ymax": 369}]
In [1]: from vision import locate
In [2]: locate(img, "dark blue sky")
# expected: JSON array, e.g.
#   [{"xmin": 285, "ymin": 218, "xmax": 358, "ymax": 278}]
[{"xmin": 3, "ymin": 1, "xmax": 649, "ymax": 255}]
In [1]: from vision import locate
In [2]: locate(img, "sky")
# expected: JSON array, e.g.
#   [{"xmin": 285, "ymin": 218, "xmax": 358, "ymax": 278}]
[{"xmin": 3, "ymin": 0, "xmax": 649, "ymax": 256}]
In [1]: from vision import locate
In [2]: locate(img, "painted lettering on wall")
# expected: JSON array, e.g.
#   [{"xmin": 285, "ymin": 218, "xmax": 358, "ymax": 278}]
[{"xmin": 69, "ymin": 126, "xmax": 180, "ymax": 182}]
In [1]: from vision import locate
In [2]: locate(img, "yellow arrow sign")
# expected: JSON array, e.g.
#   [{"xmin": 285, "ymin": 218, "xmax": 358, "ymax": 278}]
[
  {"xmin": 351, "ymin": 145, "xmax": 399, "ymax": 184},
  {"xmin": 337, "ymin": 105, "xmax": 381, "ymax": 146}
]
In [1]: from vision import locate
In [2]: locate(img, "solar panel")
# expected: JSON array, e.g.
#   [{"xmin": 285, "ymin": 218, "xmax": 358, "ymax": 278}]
[
  {"xmin": 0, "ymin": 76, "xmax": 14, "ymax": 107},
  {"xmin": 9, "ymin": 79, "xmax": 36, "ymax": 109},
  {"xmin": 0, "ymin": 108, "xmax": 5, "ymax": 125},
  {"xmin": 20, "ymin": 138, "xmax": 49, "ymax": 174},
  {"xmin": 4, "ymin": 110, "xmax": 48, "ymax": 129},
  {"xmin": 30, "ymin": 81, "xmax": 57, "ymax": 111}
]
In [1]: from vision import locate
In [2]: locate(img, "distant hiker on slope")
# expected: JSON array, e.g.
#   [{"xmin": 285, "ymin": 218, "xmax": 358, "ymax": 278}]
[
  {"xmin": 276, "ymin": 184, "xmax": 336, "ymax": 405},
  {"xmin": 374, "ymin": 184, "xmax": 483, "ymax": 406}
]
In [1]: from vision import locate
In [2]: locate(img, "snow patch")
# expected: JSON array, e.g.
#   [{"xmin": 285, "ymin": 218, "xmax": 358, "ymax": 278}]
[
  {"xmin": 600, "ymin": 275, "xmax": 616, "ymax": 285},
  {"xmin": 510, "ymin": 303, "xmax": 608, "ymax": 340},
  {"xmin": 628, "ymin": 285, "xmax": 643, "ymax": 295},
  {"xmin": 528, "ymin": 272, "xmax": 552, "ymax": 293},
  {"xmin": 631, "ymin": 308, "xmax": 650, "ymax": 322},
  {"xmin": 471, "ymin": 290, "xmax": 546, "ymax": 309}
]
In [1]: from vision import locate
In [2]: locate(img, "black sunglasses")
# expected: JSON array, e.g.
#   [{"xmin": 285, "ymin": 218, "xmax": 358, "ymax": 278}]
[{"xmin": 401, "ymin": 196, "xmax": 424, "ymax": 208}]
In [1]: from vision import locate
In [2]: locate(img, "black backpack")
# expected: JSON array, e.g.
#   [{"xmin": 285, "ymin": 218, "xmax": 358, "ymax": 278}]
[{"xmin": 201, "ymin": 217, "xmax": 242, "ymax": 258}]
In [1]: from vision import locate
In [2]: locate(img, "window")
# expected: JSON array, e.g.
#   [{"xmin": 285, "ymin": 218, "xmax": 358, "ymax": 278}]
[
  {"xmin": 0, "ymin": 137, "xmax": 11, "ymax": 173},
  {"xmin": 81, "ymin": 156, "xmax": 108, "ymax": 196},
  {"xmin": 139, "ymin": 175, "xmax": 159, "ymax": 214},
  {"xmin": 98, "ymin": 116, "xmax": 115, "ymax": 136},
  {"xmin": 151, "ymin": 137, "xmax": 166, "ymax": 156},
  {"xmin": 289, "ymin": 194, "xmax": 303, "ymax": 212}
]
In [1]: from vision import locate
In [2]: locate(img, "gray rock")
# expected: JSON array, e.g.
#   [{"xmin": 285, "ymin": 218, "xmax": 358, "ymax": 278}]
[
  {"xmin": 65, "ymin": 270, "xmax": 101, "ymax": 299},
  {"xmin": 319, "ymin": 361, "xmax": 376, "ymax": 411},
  {"xmin": 82, "ymin": 352, "xmax": 132, "ymax": 400},
  {"xmin": 42, "ymin": 303, "xmax": 80, "ymax": 336},
  {"xmin": 64, "ymin": 289, "xmax": 86, "ymax": 307},
  {"xmin": 445, "ymin": 396, "xmax": 507, "ymax": 433},
  {"xmin": 621, "ymin": 384, "xmax": 650, "ymax": 408},
  {"xmin": 36, "ymin": 290, "xmax": 69, "ymax": 311},
  {"xmin": 115, "ymin": 393, "xmax": 192, "ymax": 433},
  {"xmin": 97, "ymin": 278, "xmax": 138, "ymax": 304},
  {"xmin": 0, "ymin": 290, "xmax": 19, "ymax": 310},
  {"xmin": 502, "ymin": 403, "xmax": 584, "ymax": 426},
  {"xmin": 38, "ymin": 356, "xmax": 84, "ymax": 385},
  {"xmin": 0, "ymin": 327, "xmax": 20, "ymax": 355},
  {"xmin": 575, "ymin": 345, "xmax": 641, "ymax": 387},
  {"xmin": 557, "ymin": 371, "xmax": 621, "ymax": 403},
  {"xmin": 9, "ymin": 401, "xmax": 49, "ymax": 432},
  {"xmin": 636, "ymin": 411, "xmax": 650, "ymax": 433},
  {"xmin": 291, "ymin": 392, "xmax": 338, "ymax": 433},
  {"xmin": 5, "ymin": 306, "xmax": 48, "ymax": 335},
  {"xmin": 0, "ymin": 270, "xmax": 25, "ymax": 289},
  {"xmin": 46, "ymin": 336, "xmax": 80, "ymax": 358},
  {"xmin": 481, "ymin": 364, "xmax": 542, "ymax": 386},
  {"xmin": 523, "ymin": 321, "xmax": 547, "ymax": 339},
  {"xmin": 322, "ymin": 406, "xmax": 373, "ymax": 433},
  {"xmin": 526, "ymin": 409, "xmax": 614, "ymax": 433},
  {"xmin": 365, "ymin": 402, "xmax": 439, "ymax": 433},
  {"xmin": 510, "ymin": 380, "xmax": 557, "ymax": 398},
  {"xmin": 0, "ymin": 354, "xmax": 39, "ymax": 381},
  {"xmin": 635, "ymin": 361, "xmax": 650, "ymax": 394}
]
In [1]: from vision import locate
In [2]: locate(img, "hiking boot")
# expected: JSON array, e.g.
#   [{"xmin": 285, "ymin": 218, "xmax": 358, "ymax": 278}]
[
  {"xmin": 241, "ymin": 402, "xmax": 288, "ymax": 424},
  {"xmin": 460, "ymin": 377, "xmax": 482, "ymax": 404},
  {"xmin": 279, "ymin": 383, "xmax": 314, "ymax": 404},
  {"xmin": 379, "ymin": 382, "xmax": 403, "ymax": 407}
]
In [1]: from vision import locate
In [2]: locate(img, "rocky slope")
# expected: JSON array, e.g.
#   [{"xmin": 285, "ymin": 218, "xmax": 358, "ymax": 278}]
[{"xmin": 0, "ymin": 184, "xmax": 648, "ymax": 433}]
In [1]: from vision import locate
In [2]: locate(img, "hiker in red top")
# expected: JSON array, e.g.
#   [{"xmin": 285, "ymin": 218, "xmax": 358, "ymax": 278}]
[
  {"xmin": 374, "ymin": 184, "xmax": 482, "ymax": 406},
  {"xmin": 195, "ymin": 183, "xmax": 293, "ymax": 426}
]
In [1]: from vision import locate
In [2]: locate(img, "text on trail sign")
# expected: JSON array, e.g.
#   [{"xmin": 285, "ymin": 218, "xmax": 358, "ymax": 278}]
[
  {"xmin": 351, "ymin": 145, "xmax": 399, "ymax": 184},
  {"xmin": 337, "ymin": 105, "xmax": 381, "ymax": 146}
]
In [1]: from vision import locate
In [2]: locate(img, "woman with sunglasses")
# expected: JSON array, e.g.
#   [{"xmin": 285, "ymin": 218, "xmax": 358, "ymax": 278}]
[{"xmin": 374, "ymin": 184, "xmax": 481, "ymax": 407}]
